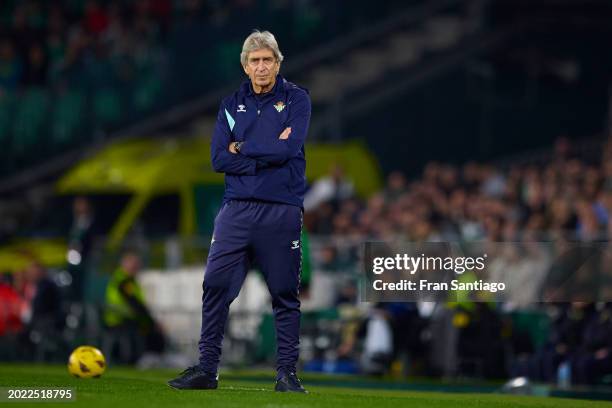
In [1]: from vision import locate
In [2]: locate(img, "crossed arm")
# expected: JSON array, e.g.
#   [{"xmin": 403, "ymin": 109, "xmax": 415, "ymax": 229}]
[
  {"xmin": 210, "ymin": 103, "xmax": 262, "ymax": 175},
  {"xmin": 210, "ymin": 91, "xmax": 311, "ymax": 175},
  {"xmin": 235, "ymin": 92, "xmax": 311, "ymax": 165}
]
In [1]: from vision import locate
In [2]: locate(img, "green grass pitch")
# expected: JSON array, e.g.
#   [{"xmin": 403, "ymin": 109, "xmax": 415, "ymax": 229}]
[{"xmin": 0, "ymin": 364, "xmax": 609, "ymax": 408}]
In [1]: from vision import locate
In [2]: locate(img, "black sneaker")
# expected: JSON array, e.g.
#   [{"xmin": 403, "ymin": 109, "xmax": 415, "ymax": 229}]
[
  {"xmin": 274, "ymin": 371, "xmax": 307, "ymax": 393},
  {"xmin": 168, "ymin": 366, "xmax": 218, "ymax": 390}
]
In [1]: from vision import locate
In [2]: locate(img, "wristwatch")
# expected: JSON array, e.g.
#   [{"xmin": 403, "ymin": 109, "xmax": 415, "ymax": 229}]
[{"xmin": 233, "ymin": 141, "xmax": 244, "ymax": 152}]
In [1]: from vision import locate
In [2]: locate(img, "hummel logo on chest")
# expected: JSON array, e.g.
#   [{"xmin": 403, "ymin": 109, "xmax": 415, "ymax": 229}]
[
  {"xmin": 237, "ymin": 105, "xmax": 247, "ymax": 113},
  {"xmin": 291, "ymin": 240, "xmax": 300, "ymax": 249}
]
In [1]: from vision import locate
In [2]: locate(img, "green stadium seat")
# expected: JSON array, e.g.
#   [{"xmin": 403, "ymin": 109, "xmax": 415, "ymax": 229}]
[
  {"xmin": 214, "ymin": 42, "xmax": 242, "ymax": 83},
  {"xmin": 132, "ymin": 75, "xmax": 162, "ymax": 113},
  {"xmin": 12, "ymin": 88, "xmax": 50, "ymax": 153},
  {"xmin": 51, "ymin": 90, "xmax": 85, "ymax": 145},
  {"xmin": 0, "ymin": 93, "xmax": 13, "ymax": 145},
  {"xmin": 93, "ymin": 88, "xmax": 122, "ymax": 127}
]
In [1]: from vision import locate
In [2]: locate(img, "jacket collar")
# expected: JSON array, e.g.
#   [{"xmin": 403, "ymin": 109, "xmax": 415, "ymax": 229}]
[{"xmin": 244, "ymin": 74, "xmax": 284, "ymax": 97}]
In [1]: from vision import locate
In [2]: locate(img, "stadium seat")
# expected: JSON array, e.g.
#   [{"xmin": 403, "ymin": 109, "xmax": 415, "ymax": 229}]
[
  {"xmin": 0, "ymin": 92, "xmax": 13, "ymax": 145},
  {"xmin": 132, "ymin": 75, "xmax": 162, "ymax": 113},
  {"xmin": 51, "ymin": 90, "xmax": 85, "ymax": 145},
  {"xmin": 93, "ymin": 88, "xmax": 122, "ymax": 127},
  {"xmin": 12, "ymin": 88, "xmax": 50, "ymax": 153},
  {"xmin": 214, "ymin": 42, "xmax": 242, "ymax": 83}
]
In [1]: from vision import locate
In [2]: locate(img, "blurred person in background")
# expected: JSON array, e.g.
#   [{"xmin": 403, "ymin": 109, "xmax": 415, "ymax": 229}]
[
  {"xmin": 21, "ymin": 43, "xmax": 48, "ymax": 87},
  {"xmin": 512, "ymin": 302, "xmax": 596, "ymax": 382},
  {"xmin": 452, "ymin": 302, "xmax": 506, "ymax": 378},
  {"xmin": 103, "ymin": 251, "xmax": 165, "ymax": 365},
  {"xmin": 23, "ymin": 261, "xmax": 63, "ymax": 328},
  {"xmin": 0, "ymin": 274, "xmax": 23, "ymax": 334},
  {"xmin": 337, "ymin": 305, "xmax": 394, "ymax": 376},
  {"xmin": 304, "ymin": 164, "xmax": 354, "ymax": 212},
  {"xmin": 84, "ymin": 0, "xmax": 110, "ymax": 36},
  {"xmin": 571, "ymin": 303, "xmax": 612, "ymax": 384},
  {"xmin": 18, "ymin": 261, "xmax": 64, "ymax": 360},
  {"xmin": 67, "ymin": 196, "xmax": 96, "ymax": 302},
  {"xmin": 0, "ymin": 273, "xmax": 24, "ymax": 360},
  {"xmin": 0, "ymin": 39, "xmax": 21, "ymax": 95},
  {"xmin": 382, "ymin": 171, "xmax": 407, "ymax": 203}
]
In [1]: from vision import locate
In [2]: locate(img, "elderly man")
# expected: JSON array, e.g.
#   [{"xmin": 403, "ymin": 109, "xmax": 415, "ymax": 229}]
[{"xmin": 169, "ymin": 30, "xmax": 310, "ymax": 393}]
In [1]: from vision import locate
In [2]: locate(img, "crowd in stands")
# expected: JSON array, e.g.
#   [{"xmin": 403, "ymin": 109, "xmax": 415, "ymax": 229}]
[
  {"xmin": 0, "ymin": 0, "xmax": 175, "ymax": 94},
  {"xmin": 0, "ymin": 0, "xmax": 396, "ymax": 95},
  {"xmin": 303, "ymin": 136, "xmax": 612, "ymax": 383},
  {"xmin": 0, "ymin": 0, "xmax": 405, "ymax": 175},
  {"xmin": 305, "ymin": 136, "xmax": 612, "ymax": 243}
]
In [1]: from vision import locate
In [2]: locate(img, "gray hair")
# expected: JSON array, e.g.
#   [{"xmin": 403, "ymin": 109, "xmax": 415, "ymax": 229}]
[{"xmin": 240, "ymin": 30, "xmax": 284, "ymax": 67}]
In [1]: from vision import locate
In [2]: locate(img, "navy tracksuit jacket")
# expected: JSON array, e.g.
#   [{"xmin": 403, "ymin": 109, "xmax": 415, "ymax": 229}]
[{"xmin": 199, "ymin": 75, "xmax": 311, "ymax": 375}]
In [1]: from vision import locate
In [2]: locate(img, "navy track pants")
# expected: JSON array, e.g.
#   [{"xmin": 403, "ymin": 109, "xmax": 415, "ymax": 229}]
[{"xmin": 198, "ymin": 200, "xmax": 302, "ymax": 374}]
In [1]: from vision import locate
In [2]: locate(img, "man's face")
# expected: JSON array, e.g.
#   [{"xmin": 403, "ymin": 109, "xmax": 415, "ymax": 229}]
[
  {"xmin": 122, "ymin": 254, "xmax": 141, "ymax": 276},
  {"xmin": 25, "ymin": 262, "xmax": 44, "ymax": 282},
  {"xmin": 243, "ymin": 48, "xmax": 279, "ymax": 93}
]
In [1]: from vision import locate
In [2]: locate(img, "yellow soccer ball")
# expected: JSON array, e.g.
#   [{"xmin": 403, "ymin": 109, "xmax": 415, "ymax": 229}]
[{"xmin": 67, "ymin": 346, "xmax": 106, "ymax": 378}]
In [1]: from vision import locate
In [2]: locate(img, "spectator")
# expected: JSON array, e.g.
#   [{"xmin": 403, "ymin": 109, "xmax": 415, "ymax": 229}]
[
  {"xmin": 67, "ymin": 196, "xmax": 96, "ymax": 302},
  {"xmin": 0, "ymin": 39, "xmax": 21, "ymax": 94},
  {"xmin": 571, "ymin": 303, "xmax": 612, "ymax": 384},
  {"xmin": 84, "ymin": 1, "xmax": 110, "ymax": 36},
  {"xmin": 15, "ymin": 261, "xmax": 64, "ymax": 360},
  {"xmin": 21, "ymin": 43, "xmax": 48, "ymax": 86},
  {"xmin": 103, "ymin": 251, "xmax": 165, "ymax": 364},
  {"xmin": 304, "ymin": 164, "xmax": 354, "ymax": 211},
  {"xmin": 383, "ymin": 171, "xmax": 407, "ymax": 203},
  {"xmin": 0, "ymin": 274, "xmax": 24, "ymax": 337},
  {"xmin": 24, "ymin": 261, "xmax": 63, "ymax": 329},
  {"xmin": 512, "ymin": 302, "xmax": 595, "ymax": 382}
]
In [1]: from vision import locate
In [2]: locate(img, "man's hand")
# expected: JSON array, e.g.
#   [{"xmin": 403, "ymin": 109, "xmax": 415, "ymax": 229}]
[
  {"xmin": 229, "ymin": 142, "xmax": 237, "ymax": 154},
  {"xmin": 228, "ymin": 128, "xmax": 290, "ymax": 155},
  {"xmin": 279, "ymin": 127, "xmax": 291, "ymax": 140}
]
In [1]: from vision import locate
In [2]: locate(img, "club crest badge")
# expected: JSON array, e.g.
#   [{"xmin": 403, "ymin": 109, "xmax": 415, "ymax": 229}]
[{"xmin": 274, "ymin": 101, "xmax": 286, "ymax": 112}]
